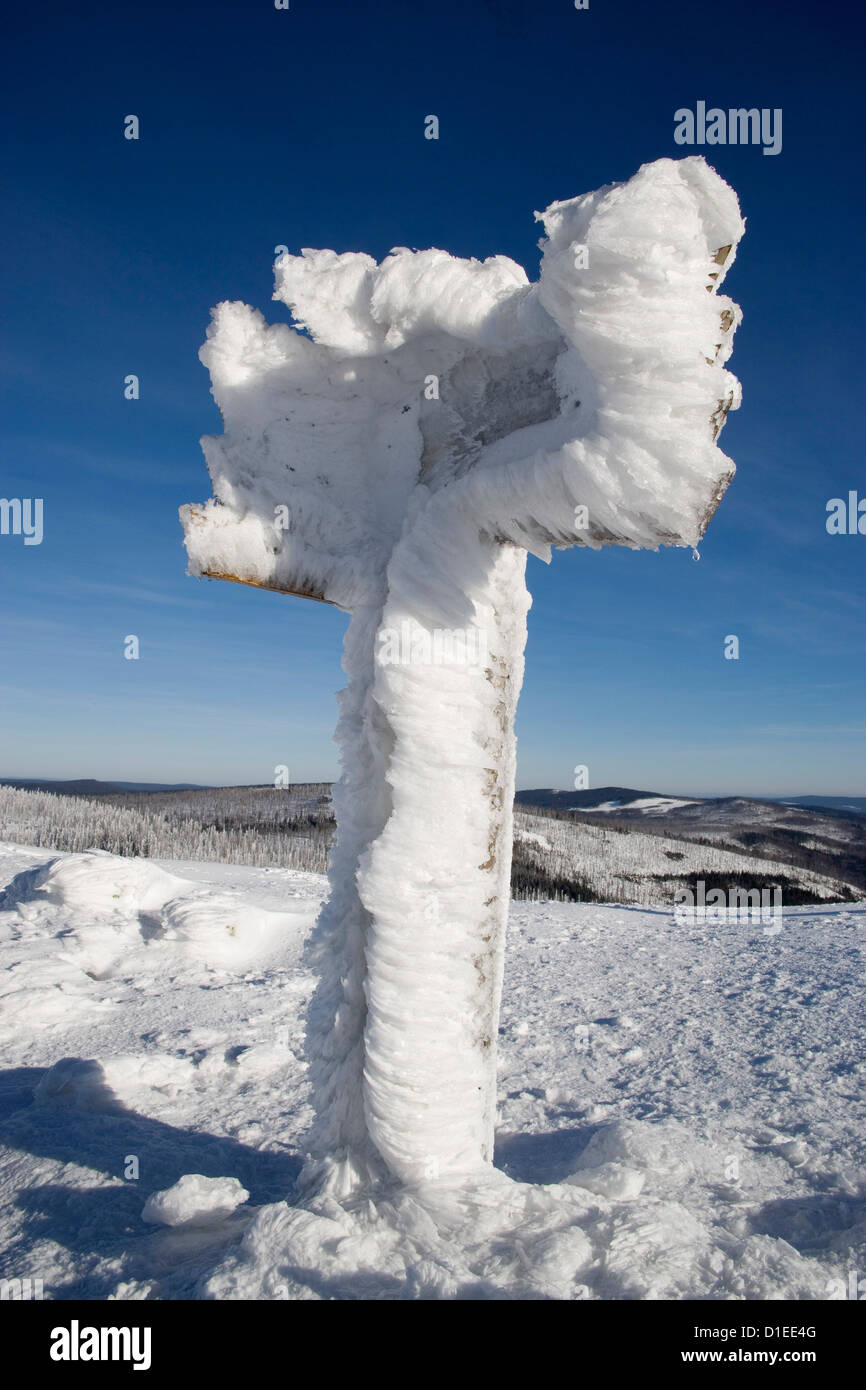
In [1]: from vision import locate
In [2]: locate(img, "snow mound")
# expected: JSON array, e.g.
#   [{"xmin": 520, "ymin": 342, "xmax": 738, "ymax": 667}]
[
  {"xmin": 161, "ymin": 894, "xmax": 304, "ymax": 971},
  {"xmin": 565, "ymin": 1161, "xmax": 645, "ymax": 1200},
  {"xmin": 142, "ymin": 1175, "xmax": 250, "ymax": 1228},
  {"xmin": 0, "ymin": 851, "xmax": 187, "ymax": 914},
  {"xmin": 576, "ymin": 1118, "xmax": 706, "ymax": 1185},
  {"xmin": 0, "ymin": 848, "xmax": 309, "ymax": 977},
  {"xmin": 200, "ymin": 1170, "xmax": 603, "ymax": 1300},
  {"xmin": 198, "ymin": 1147, "xmax": 837, "ymax": 1301},
  {"xmin": 34, "ymin": 1057, "xmax": 127, "ymax": 1114}
]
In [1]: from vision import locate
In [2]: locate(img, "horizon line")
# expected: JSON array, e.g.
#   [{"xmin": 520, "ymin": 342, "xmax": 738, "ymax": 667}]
[{"xmin": 2, "ymin": 776, "xmax": 865, "ymax": 801}]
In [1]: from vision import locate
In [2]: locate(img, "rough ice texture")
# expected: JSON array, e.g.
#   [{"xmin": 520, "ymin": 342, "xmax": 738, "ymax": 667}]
[{"xmin": 181, "ymin": 157, "xmax": 744, "ymax": 1192}]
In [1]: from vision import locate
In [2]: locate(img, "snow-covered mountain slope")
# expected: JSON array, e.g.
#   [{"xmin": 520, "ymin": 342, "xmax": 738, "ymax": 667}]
[
  {"xmin": 513, "ymin": 810, "xmax": 857, "ymax": 905},
  {"xmin": 2, "ymin": 783, "xmax": 859, "ymax": 908},
  {"xmin": 518, "ymin": 786, "xmax": 866, "ymax": 848},
  {"xmin": 0, "ymin": 783, "xmax": 334, "ymax": 874},
  {"xmin": 1, "ymin": 842, "xmax": 864, "ymax": 1301},
  {"xmin": 516, "ymin": 788, "xmax": 866, "ymax": 897}
]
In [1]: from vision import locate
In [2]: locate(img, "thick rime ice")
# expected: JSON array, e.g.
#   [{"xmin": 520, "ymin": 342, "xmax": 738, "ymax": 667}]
[{"xmin": 181, "ymin": 156, "xmax": 745, "ymax": 1193}]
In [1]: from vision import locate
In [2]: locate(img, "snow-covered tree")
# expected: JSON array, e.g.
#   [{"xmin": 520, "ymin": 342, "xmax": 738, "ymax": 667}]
[{"xmin": 181, "ymin": 156, "xmax": 744, "ymax": 1193}]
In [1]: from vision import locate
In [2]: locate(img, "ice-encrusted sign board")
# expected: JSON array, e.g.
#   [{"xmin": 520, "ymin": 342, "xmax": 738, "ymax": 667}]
[{"xmin": 181, "ymin": 156, "xmax": 744, "ymax": 1194}]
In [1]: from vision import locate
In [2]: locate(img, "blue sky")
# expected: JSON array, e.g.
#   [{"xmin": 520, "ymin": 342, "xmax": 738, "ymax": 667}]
[{"xmin": 1, "ymin": 0, "xmax": 863, "ymax": 795}]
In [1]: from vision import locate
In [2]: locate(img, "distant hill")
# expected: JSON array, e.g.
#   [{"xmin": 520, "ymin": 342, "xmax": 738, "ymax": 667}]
[
  {"xmin": 515, "ymin": 786, "xmax": 866, "ymax": 894},
  {"xmin": 517, "ymin": 786, "xmax": 866, "ymax": 821},
  {"xmin": 515, "ymin": 786, "xmax": 670, "ymax": 812},
  {"xmin": 7, "ymin": 777, "xmax": 865, "ymax": 823},
  {"xmin": 767, "ymin": 795, "xmax": 866, "ymax": 816},
  {"xmin": 0, "ymin": 778, "xmax": 210, "ymax": 796}
]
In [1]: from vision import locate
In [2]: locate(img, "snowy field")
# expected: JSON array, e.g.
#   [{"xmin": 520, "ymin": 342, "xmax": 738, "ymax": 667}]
[{"xmin": 1, "ymin": 840, "xmax": 864, "ymax": 1301}]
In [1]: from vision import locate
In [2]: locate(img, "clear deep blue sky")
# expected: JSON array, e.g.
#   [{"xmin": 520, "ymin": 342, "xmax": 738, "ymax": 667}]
[{"xmin": 1, "ymin": 0, "xmax": 864, "ymax": 795}]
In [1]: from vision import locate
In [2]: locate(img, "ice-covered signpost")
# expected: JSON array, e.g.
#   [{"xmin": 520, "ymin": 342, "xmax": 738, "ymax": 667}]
[{"xmin": 181, "ymin": 157, "xmax": 743, "ymax": 1197}]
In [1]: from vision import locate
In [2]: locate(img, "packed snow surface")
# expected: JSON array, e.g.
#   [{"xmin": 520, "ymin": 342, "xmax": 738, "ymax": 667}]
[{"xmin": 1, "ymin": 843, "xmax": 864, "ymax": 1301}]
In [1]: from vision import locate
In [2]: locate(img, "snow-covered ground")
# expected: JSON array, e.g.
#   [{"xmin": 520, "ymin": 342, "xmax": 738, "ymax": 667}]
[
  {"xmin": 1, "ymin": 840, "xmax": 864, "ymax": 1301},
  {"xmin": 581, "ymin": 796, "xmax": 701, "ymax": 815}
]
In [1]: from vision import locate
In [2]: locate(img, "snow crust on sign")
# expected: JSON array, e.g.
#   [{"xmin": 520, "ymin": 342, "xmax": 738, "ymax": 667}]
[
  {"xmin": 182, "ymin": 155, "xmax": 744, "ymax": 611},
  {"xmin": 1, "ymin": 842, "xmax": 864, "ymax": 1302}
]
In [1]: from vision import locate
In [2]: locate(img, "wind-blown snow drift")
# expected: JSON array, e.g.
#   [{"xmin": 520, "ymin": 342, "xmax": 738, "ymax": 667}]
[{"xmin": 181, "ymin": 157, "xmax": 745, "ymax": 1193}]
